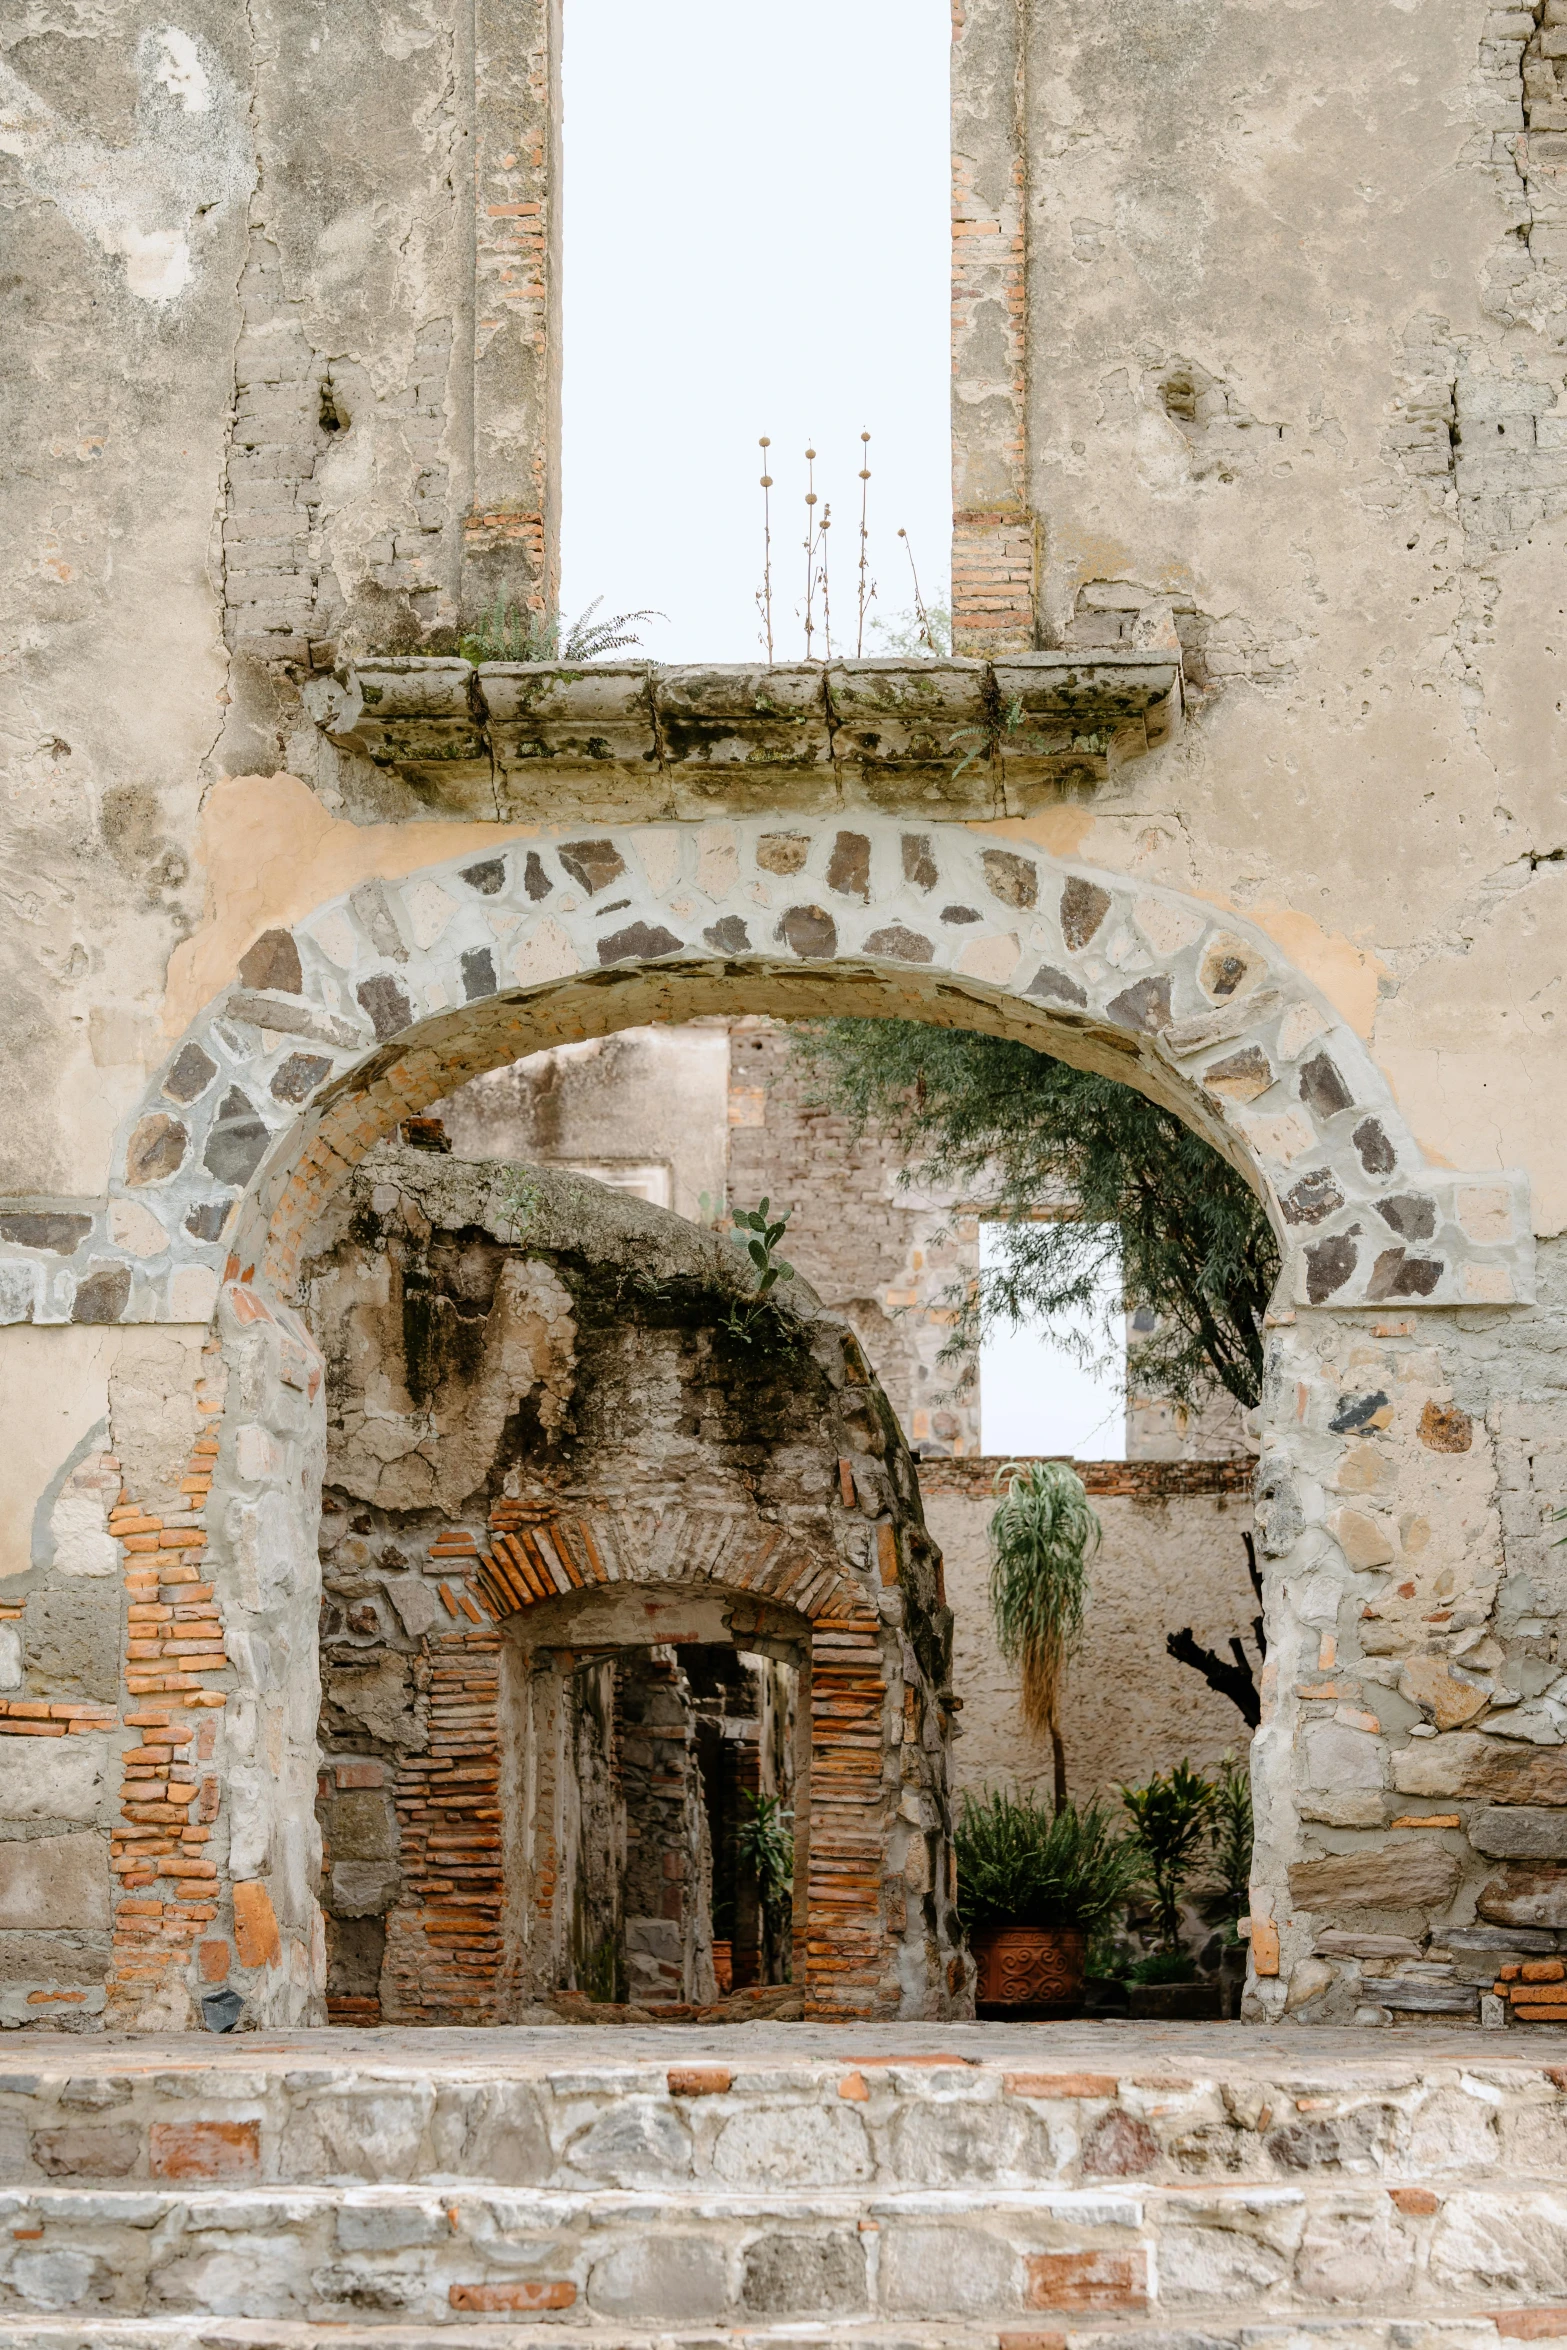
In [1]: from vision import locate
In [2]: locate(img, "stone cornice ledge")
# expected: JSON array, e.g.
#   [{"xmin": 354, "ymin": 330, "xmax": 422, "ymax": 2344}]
[{"xmin": 301, "ymin": 652, "xmax": 1183, "ymax": 822}]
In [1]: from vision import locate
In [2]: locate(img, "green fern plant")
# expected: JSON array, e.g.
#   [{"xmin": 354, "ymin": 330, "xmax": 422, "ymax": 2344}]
[
  {"xmin": 736, "ymin": 1792, "xmax": 794, "ymax": 1924},
  {"xmin": 988, "ymin": 1460, "xmax": 1100, "ymax": 1804},
  {"xmin": 458, "ymin": 595, "xmax": 662, "ymax": 665},
  {"xmin": 954, "ymin": 1787, "xmax": 1143, "ymax": 1933},
  {"xmin": 1119, "ymin": 1759, "xmax": 1217, "ymax": 1953},
  {"xmin": 1202, "ymin": 1749, "xmax": 1254, "ymax": 1927}
]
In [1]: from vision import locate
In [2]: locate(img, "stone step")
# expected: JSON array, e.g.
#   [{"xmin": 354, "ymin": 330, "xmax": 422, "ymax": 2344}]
[
  {"xmin": 1, "ymin": 2025, "xmax": 1566, "ymax": 2339},
  {"xmin": 0, "ymin": 2316, "xmax": 1528, "ymax": 2348},
  {"xmin": 0, "ymin": 2176, "xmax": 1564, "ymax": 2338}
]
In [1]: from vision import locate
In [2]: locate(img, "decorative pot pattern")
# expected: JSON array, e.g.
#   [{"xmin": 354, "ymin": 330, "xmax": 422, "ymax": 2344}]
[{"xmin": 971, "ymin": 1924, "xmax": 1087, "ymax": 2007}]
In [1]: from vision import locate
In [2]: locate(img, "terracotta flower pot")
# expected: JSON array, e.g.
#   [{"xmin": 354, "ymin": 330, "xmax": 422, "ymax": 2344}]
[{"xmin": 971, "ymin": 1923, "xmax": 1087, "ymax": 2016}]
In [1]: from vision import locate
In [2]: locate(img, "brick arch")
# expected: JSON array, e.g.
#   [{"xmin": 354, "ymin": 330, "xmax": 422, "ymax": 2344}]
[
  {"xmin": 462, "ymin": 1503, "xmax": 861, "ymax": 1626},
  {"xmin": 3, "ymin": 817, "xmax": 1530, "ymax": 1322}
]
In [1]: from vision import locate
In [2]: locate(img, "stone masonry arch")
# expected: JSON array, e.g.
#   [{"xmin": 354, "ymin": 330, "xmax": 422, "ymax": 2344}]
[
  {"xmin": 0, "ymin": 815, "xmax": 1538, "ymax": 2031},
  {"xmin": 1, "ymin": 817, "xmax": 1531, "ymax": 1324}
]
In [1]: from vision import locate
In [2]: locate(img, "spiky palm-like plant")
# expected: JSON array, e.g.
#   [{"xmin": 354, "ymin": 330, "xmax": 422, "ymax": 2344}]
[{"xmin": 988, "ymin": 1459, "xmax": 1101, "ymax": 1805}]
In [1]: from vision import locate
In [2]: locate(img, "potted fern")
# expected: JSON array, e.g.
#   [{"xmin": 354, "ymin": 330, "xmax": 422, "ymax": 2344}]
[
  {"xmin": 955, "ymin": 1787, "xmax": 1144, "ymax": 2015},
  {"xmin": 1119, "ymin": 1758, "xmax": 1225, "ymax": 2018},
  {"xmin": 988, "ymin": 1459, "xmax": 1100, "ymax": 1804}
]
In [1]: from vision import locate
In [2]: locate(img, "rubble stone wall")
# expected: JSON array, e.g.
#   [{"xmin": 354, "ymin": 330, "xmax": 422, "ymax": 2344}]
[{"xmin": 300, "ymin": 1150, "xmax": 969, "ymax": 2024}]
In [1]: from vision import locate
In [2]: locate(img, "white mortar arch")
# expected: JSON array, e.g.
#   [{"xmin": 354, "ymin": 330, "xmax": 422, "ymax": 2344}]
[{"xmin": 0, "ymin": 817, "xmax": 1532, "ymax": 1325}]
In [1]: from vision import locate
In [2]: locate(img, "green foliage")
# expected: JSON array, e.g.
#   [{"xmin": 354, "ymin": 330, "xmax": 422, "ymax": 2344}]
[
  {"xmin": 952, "ymin": 696, "xmax": 1109, "ymax": 782},
  {"xmin": 458, "ymin": 595, "xmax": 662, "ymax": 665},
  {"xmin": 954, "ymin": 1786, "xmax": 1145, "ymax": 1933},
  {"xmin": 736, "ymin": 1792, "xmax": 794, "ymax": 1924},
  {"xmin": 790, "ymin": 1018, "xmax": 1278, "ymax": 1411},
  {"xmin": 493, "ymin": 1165, "xmax": 543, "ymax": 1245},
  {"xmin": 988, "ymin": 1460, "xmax": 1099, "ymax": 1737},
  {"xmin": 1127, "ymin": 1947, "xmax": 1198, "ymax": 1984},
  {"xmin": 1203, "ymin": 1749, "xmax": 1255, "ymax": 1924},
  {"xmin": 1119, "ymin": 1759, "xmax": 1219, "ymax": 1952},
  {"xmin": 722, "ymin": 1197, "xmax": 797, "ymax": 1343},
  {"xmin": 870, "ymin": 602, "xmax": 954, "ymax": 658}
]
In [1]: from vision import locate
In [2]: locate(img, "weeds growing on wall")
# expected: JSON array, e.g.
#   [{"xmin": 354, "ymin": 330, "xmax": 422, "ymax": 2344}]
[
  {"xmin": 869, "ymin": 601, "xmax": 953, "ymax": 659},
  {"xmin": 721, "ymin": 1198, "xmax": 797, "ymax": 1344},
  {"xmin": 458, "ymin": 597, "xmax": 662, "ymax": 666},
  {"xmin": 987, "ymin": 1460, "xmax": 1100, "ymax": 1805},
  {"xmin": 790, "ymin": 1019, "xmax": 1278, "ymax": 1412}
]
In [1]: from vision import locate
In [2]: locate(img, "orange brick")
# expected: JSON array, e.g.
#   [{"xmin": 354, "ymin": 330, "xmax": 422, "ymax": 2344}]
[
  {"xmin": 232, "ymin": 1879, "xmax": 282, "ymax": 1969},
  {"xmin": 1524, "ymin": 1960, "xmax": 1567, "ymax": 1983},
  {"xmin": 149, "ymin": 2119, "xmax": 259, "ymax": 2182},
  {"xmin": 198, "ymin": 1940, "xmax": 230, "ymax": 1983},
  {"xmin": 449, "ymin": 2282, "xmax": 576, "ymax": 2312},
  {"xmin": 667, "ymin": 2065, "xmax": 732, "ymax": 2098},
  {"xmin": 1389, "ymin": 2187, "xmax": 1440, "ymax": 2216},
  {"xmin": 1025, "ymin": 2250, "xmax": 1149, "ymax": 2313}
]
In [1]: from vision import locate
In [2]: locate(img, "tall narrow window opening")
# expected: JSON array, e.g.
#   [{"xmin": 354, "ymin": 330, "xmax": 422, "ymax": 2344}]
[{"xmin": 561, "ymin": 0, "xmax": 950, "ymax": 659}]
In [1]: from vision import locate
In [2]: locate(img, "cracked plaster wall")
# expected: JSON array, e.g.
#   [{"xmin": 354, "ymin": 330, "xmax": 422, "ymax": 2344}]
[
  {"xmin": 996, "ymin": 0, "xmax": 1567, "ymax": 1236},
  {"xmin": 0, "ymin": 0, "xmax": 558, "ymax": 1207}
]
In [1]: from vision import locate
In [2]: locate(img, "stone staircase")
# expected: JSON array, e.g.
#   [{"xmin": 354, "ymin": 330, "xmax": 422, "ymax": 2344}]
[{"xmin": 1, "ymin": 2022, "xmax": 1567, "ymax": 2346}]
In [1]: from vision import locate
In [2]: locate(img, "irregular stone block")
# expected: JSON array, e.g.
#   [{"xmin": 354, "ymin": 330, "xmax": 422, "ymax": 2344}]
[
  {"xmin": 1478, "ymin": 1865, "xmax": 1567, "ymax": 1928},
  {"xmin": 1305, "ymin": 1722, "xmax": 1387, "ymax": 1789},
  {"xmin": 564, "ymin": 2098, "xmax": 691, "ymax": 2187},
  {"xmin": 0, "ymin": 1930, "xmax": 109, "ymax": 1983},
  {"xmin": 1400, "ymin": 1655, "xmax": 1489, "ymax": 1730},
  {"xmin": 741, "ymin": 2228, "xmax": 867, "ymax": 2315},
  {"xmin": 880, "ymin": 2222, "xmax": 1016, "ymax": 2317},
  {"xmin": 1396, "ymin": 1735, "xmax": 1567, "ymax": 1803},
  {"xmin": 587, "ymin": 2235, "xmax": 729, "ymax": 2323},
  {"xmin": 330, "ymin": 1861, "xmax": 400, "ymax": 1918},
  {"xmin": 1470, "ymin": 1807, "xmax": 1567, "ymax": 1859},
  {"xmin": 0, "ymin": 1834, "xmax": 109, "ymax": 1930},
  {"xmin": 0, "ymin": 1735, "xmax": 107, "ymax": 1821},
  {"xmin": 31, "ymin": 2124, "xmax": 139, "ymax": 2177},
  {"xmin": 1287, "ymin": 1840, "xmax": 1461, "ymax": 1910},
  {"xmin": 886, "ymin": 2097, "xmax": 1051, "ymax": 2186},
  {"xmin": 713, "ymin": 2102, "xmax": 872, "ymax": 2187}
]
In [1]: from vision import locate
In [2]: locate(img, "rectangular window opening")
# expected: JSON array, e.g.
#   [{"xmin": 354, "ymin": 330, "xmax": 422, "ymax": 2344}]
[
  {"xmin": 977, "ymin": 1220, "xmax": 1128, "ymax": 1463},
  {"xmin": 561, "ymin": 0, "xmax": 951, "ymax": 660}
]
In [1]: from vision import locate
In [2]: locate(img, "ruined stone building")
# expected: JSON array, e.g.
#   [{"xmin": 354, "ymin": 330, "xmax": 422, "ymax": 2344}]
[{"xmin": 3, "ymin": 0, "xmax": 1567, "ymax": 2068}]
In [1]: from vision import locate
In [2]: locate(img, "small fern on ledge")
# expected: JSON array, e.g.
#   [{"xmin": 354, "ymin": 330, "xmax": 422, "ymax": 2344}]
[{"xmin": 458, "ymin": 596, "xmax": 662, "ymax": 665}]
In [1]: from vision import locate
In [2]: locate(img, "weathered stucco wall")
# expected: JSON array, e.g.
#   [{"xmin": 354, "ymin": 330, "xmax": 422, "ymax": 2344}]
[
  {"xmin": 954, "ymin": 0, "xmax": 1567, "ymax": 1226},
  {"xmin": 923, "ymin": 1466, "xmax": 1258, "ymax": 1806}
]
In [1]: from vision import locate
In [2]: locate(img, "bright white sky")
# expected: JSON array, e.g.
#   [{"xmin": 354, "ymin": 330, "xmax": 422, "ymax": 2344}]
[
  {"xmin": 978, "ymin": 1224, "xmax": 1128, "ymax": 1462},
  {"xmin": 560, "ymin": 0, "xmax": 951, "ymax": 663}
]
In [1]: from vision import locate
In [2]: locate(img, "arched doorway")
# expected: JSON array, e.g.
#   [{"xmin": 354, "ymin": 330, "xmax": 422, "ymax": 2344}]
[{"xmin": 6, "ymin": 811, "xmax": 1530, "ymax": 2026}]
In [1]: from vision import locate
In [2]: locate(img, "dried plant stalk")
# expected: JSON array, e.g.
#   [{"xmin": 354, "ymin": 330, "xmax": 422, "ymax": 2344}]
[
  {"xmin": 856, "ymin": 431, "xmax": 876, "ymax": 658},
  {"xmin": 755, "ymin": 436, "xmax": 775, "ymax": 663}
]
